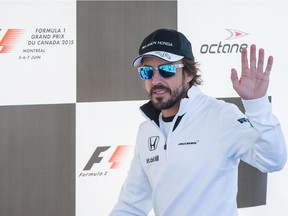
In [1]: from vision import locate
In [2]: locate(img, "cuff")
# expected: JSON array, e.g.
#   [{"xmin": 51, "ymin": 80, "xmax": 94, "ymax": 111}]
[{"xmin": 241, "ymin": 95, "xmax": 272, "ymax": 116}]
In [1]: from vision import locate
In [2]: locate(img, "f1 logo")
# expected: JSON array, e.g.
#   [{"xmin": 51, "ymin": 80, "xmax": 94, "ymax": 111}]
[
  {"xmin": 148, "ymin": 136, "xmax": 159, "ymax": 151},
  {"xmin": 83, "ymin": 145, "xmax": 132, "ymax": 170},
  {"xmin": 83, "ymin": 146, "xmax": 110, "ymax": 170},
  {"xmin": 0, "ymin": 29, "xmax": 24, "ymax": 53}
]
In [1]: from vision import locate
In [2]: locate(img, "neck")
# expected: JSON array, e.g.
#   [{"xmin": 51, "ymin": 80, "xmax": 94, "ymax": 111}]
[{"xmin": 161, "ymin": 102, "xmax": 180, "ymax": 118}]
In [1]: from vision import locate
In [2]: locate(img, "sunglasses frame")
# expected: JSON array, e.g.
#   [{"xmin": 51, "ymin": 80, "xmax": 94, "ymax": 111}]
[{"xmin": 137, "ymin": 63, "xmax": 185, "ymax": 80}]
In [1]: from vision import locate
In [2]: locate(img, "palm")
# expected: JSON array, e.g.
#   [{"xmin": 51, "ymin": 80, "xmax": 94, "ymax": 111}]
[{"xmin": 230, "ymin": 44, "xmax": 273, "ymax": 100}]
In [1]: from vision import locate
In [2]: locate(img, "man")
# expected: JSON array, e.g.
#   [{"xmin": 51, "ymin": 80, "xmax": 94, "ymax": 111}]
[{"xmin": 110, "ymin": 29, "xmax": 287, "ymax": 216}]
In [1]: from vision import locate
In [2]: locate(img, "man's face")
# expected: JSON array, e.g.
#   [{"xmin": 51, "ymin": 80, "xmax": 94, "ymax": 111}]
[{"xmin": 142, "ymin": 57, "xmax": 192, "ymax": 116}]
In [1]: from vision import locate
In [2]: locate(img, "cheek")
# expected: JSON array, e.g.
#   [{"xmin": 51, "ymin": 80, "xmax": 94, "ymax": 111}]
[{"xmin": 145, "ymin": 81, "xmax": 152, "ymax": 92}]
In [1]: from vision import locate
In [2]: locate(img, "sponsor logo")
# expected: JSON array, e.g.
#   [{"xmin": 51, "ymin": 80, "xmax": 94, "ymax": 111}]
[
  {"xmin": 154, "ymin": 51, "xmax": 172, "ymax": 60},
  {"xmin": 225, "ymin": 29, "xmax": 249, "ymax": 40},
  {"xmin": 178, "ymin": 140, "xmax": 199, "ymax": 146},
  {"xmin": 141, "ymin": 41, "xmax": 173, "ymax": 50},
  {"xmin": 237, "ymin": 117, "xmax": 253, "ymax": 127},
  {"xmin": 146, "ymin": 155, "xmax": 159, "ymax": 164},
  {"xmin": 79, "ymin": 145, "xmax": 133, "ymax": 178},
  {"xmin": 200, "ymin": 29, "xmax": 249, "ymax": 54},
  {"xmin": 148, "ymin": 136, "xmax": 159, "ymax": 151},
  {"xmin": 0, "ymin": 29, "xmax": 24, "ymax": 53}
]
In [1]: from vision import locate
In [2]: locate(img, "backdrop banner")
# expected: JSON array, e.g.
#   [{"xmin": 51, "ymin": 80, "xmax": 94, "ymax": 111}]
[
  {"xmin": 178, "ymin": 1, "xmax": 288, "ymax": 216},
  {"xmin": 0, "ymin": 1, "xmax": 76, "ymax": 106}
]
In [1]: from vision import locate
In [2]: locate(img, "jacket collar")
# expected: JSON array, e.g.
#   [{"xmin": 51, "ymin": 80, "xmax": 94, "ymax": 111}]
[{"xmin": 140, "ymin": 85, "xmax": 203, "ymax": 125}]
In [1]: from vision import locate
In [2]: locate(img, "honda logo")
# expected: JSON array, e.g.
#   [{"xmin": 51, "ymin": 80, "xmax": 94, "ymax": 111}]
[{"xmin": 148, "ymin": 136, "xmax": 159, "ymax": 151}]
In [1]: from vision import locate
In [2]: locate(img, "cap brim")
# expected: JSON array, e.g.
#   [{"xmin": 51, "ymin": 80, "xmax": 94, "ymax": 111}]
[{"xmin": 132, "ymin": 51, "xmax": 184, "ymax": 67}]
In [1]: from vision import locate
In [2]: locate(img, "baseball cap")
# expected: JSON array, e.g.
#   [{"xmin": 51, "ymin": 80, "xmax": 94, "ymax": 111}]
[{"xmin": 132, "ymin": 28, "xmax": 194, "ymax": 67}]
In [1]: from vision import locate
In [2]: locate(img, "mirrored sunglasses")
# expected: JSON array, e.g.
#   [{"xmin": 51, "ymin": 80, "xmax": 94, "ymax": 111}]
[{"xmin": 137, "ymin": 64, "xmax": 185, "ymax": 80}]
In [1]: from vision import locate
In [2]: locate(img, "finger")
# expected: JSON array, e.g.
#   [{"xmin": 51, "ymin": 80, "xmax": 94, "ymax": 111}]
[
  {"xmin": 250, "ymin": 44, "xmax": 257, "ymax": 69},
  {"xmin": 264, "ymin": 56, "xmax": 273, "ymax": 77},
  {"xmin": 230, "ymin": 68, "xmax": 239, "ymax": 89},
  {"xmin": 241, "ymin": 46, "xmax": 248, "ymax": 72},
  {"xmin": 257, "ymin": 48, "xmax": 264, "ymax": 72}
]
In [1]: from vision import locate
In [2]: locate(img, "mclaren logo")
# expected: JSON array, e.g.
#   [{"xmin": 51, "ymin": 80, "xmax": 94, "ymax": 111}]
[
  {"xmin": 225, "ymin": 29, "xmax": 249, "ymax": 40},
  {"xmin": 148, "ymin": 136, "xmax": 159, "ymax": 151}
]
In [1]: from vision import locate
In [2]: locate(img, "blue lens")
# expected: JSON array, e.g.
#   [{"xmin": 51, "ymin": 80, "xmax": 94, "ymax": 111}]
[
  {"xmin": 158, "ymin": 65, "xmax": 177, "ymax": 78},
  {"xmin": 138, "ymin": 67, "xmax": 153, "ymax": 80}
]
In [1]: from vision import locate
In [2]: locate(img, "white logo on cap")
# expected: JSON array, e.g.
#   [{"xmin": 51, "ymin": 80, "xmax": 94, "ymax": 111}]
[
  {"xmin": 157, "ymin": 41, "xmax": 173, "ymax": 47},
  {"xmin": 142, "ymin": 41, "xmax": 157, "ymax": 50},
  {"xmin": 154, "ymin": 51, "xmax": 171, "ymax": 60},
  {"xmin": 142, "ymin": 41, "xmax": 173, "ymax": 50}
]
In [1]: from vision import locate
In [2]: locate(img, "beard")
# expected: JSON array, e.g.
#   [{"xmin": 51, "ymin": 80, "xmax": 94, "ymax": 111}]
[{"xmin": 149, "ymin": 78, "xmax": 188, "ymax": 111}]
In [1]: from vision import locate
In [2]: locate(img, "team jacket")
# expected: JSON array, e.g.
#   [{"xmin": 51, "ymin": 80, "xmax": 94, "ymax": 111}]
[{"xmin": 110, "ymin": 86, "xmax": 287, "ymax": 216}]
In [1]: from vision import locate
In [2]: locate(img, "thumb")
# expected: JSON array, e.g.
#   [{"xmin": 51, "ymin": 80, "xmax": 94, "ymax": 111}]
[{"xmin": 230, "ymin": 69, "xmax": 239, "ymax": 90}]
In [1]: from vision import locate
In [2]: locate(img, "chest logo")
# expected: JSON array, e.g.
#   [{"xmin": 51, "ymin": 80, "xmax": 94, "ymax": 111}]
[
  {"xmin": 148, "ymin": 136, "xmax": 159, "ymax": 151},
  {"xmin": 237, "ymin": 117, "xmax": 253, "ymax": 127}
]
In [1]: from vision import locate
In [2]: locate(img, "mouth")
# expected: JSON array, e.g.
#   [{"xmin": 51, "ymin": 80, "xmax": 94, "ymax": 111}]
[
  {"xmin": 150, "ymin": 85, "xmax": 170, "ymax": 97},
  {"xmin": 153, "ymin": 89, "xmax": 168, "ymax": 96}
]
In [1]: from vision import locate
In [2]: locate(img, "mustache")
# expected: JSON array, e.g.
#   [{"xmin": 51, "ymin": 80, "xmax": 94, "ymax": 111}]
[{"xmin": 150, "ymin": 85, "xmax": 171, "ymax": 95}]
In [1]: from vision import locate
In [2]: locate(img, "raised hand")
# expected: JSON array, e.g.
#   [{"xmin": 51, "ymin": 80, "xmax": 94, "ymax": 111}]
[{"xmin": 230, "ymin": 44, "xmax": 273, "ymax": 100}]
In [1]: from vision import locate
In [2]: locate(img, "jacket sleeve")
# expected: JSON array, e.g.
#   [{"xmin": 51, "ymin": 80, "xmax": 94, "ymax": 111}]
[
  {"xmin": 110, "ymin": 146, "xmax": 152, "ymax": 216},
  {"xmin": 240, "ymin": 95, "xmax": 287, "ymax": 172}
]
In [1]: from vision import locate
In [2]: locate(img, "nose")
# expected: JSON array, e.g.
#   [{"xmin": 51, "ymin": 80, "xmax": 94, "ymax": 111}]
[{"xmin": 151, "ymin": 69, "xmax": 162, "ymax": 85}]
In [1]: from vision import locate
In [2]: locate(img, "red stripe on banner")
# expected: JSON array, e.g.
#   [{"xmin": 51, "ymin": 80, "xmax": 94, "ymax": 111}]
[
  {"xmin": 0, "ymin": 29, "xmax": 24, "ymax": 53},
  {"xmin": 109, "ymin": 145, "xmax": 132, "ymax": 169}
]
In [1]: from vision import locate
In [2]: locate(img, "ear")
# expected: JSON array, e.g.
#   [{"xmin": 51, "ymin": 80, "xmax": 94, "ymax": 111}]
[{"xmin": 184, "ymin": 72, "xmax": 193, "ymax": 84}]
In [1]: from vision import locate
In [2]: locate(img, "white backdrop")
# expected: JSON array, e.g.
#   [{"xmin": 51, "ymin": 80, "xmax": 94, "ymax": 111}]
[
  {"xmin": 0, "ymin": 0, "xmax": 76, "ymax": 106},
  {"xmin": 178, "ymin": 1, "xmax": 288, "ymax": 216},
  {"xmin": 76, "ymin": 101, "xmax": 146, "ymax": 215}
]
